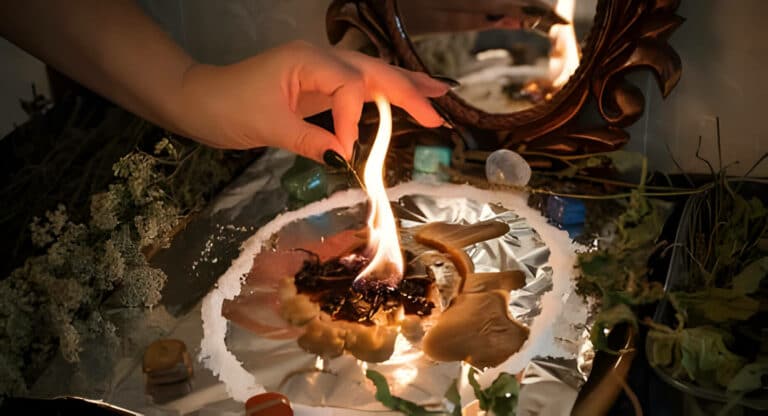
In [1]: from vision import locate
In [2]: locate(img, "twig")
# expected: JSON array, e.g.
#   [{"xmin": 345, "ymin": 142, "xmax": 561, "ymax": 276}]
[
  {"xmin": 520, "ymin": 150, "xmax": 617, "ymax": 161},
  {"xmin": 447, "ymin": 167, "xmax": 715, "ymax": 200},
  {"xmin": 536, "ymin": 171, "xmax": 692, "ymax": 191},
  {"xmin": 716, "ymin": 117, "xmax": 723, "ymax": 172},
  {"xmin": 694, "ymin": 136, "xmax": 716, "ymax": 177},
  {"xmin": 664, "ymin": 140, "xmax": 695, "ymax": 187},
  {"xmin": 742, "ymin": 152, "xmax": 768, "ymax": 178}
]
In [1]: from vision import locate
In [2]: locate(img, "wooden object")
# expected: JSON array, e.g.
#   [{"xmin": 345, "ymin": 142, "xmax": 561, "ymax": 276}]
[{"xmin": 327, "ymin": 0, "xmax": 684, "ymax": 167}]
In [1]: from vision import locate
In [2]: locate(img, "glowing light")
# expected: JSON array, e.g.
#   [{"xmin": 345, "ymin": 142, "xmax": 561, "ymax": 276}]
[
  {"xmin": 392, "ymin": 366, "xmax": 419, "ymax": 387},
  {"xmin": 383, "ymin": 333, "xmax": 423, "ymax": 365},
  {"xmin": 549, "ymin": 0, "xmax": 581, "ymax": 88},
  {"xmin": 354, "ymin": 95, "xmax": 404, "ymax": 287}
]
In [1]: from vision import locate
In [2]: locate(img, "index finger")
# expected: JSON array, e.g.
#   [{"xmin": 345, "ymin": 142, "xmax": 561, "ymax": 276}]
[{"xmin": 335, "ymin": 50, "xmax": 449, "ymax": 128}]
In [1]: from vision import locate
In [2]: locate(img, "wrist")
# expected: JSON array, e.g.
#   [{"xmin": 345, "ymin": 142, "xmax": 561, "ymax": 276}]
[{"xmin": 170, "ymin": 62, "xmax": 222, "ymax": 147}]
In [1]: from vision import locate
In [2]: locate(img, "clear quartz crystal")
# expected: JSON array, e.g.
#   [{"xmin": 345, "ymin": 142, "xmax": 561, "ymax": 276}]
[{"xmin": 485, "ymin": 149, "xmax": 532, "ymax": 187}]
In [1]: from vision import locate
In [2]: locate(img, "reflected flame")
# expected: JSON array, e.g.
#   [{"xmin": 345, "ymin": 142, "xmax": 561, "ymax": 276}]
[
  {"xmin": 549, "ymin": 0, "xmax": 581, "ymax": 88},
  {"xmin": 384, "ymin": 332, "xmax": 423, "ymax": 365},
  {"xmin": 354, "ymin": 95, "xmax": 404, "ymax": 287},
  {"xmin": 392, "ymin": 366, "xmax": 419, "ymax": 387}
]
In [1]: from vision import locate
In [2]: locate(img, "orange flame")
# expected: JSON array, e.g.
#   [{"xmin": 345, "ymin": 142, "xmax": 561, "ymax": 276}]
[
  {"xmin": 354, "ymin": 95, "xmax": 404, "ymax": 288},
  {"xmin": 549, "ymin": 0, "xmax": 581, "ymax": 88}
]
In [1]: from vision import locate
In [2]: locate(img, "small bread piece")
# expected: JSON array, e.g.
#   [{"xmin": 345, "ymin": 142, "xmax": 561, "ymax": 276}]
[
  {"xmin": 421, "ymin": 290, "xmax": 529, "ymax": 368},
  {"xmin": 297, "ymin": 317, "xmax": 347, "ymax": 359},
  {"xmin": 278, "ymin": 277, "xmax": 319, "ymax": 326},
  {"xmin": 342, "ymin": 322, "xmax": 398, "ymax": 363},
  {"xmin": 296, "ymin": 314, "xmax": 399, "ymax": 363},
  {"xmin": 462, "ymin": 271, "xmax": 527, "ymax": 293},
  {"xmin": 279, "ymin": 294, "xmax": 319, "ymax": 326}
]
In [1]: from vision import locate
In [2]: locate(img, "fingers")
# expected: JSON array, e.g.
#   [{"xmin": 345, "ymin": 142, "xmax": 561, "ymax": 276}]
[
  {"xmin": 289, "ymin": 44, "xmax": 451, "ymax": 159},
  {"xmin": 403, "ymin": 70, "xmax": 453, "ymax": 97},
  {"xmin": 330, "ymin": 81, "xmax": 364, "ymax": 158},
  {"xmin": 335, "ymin": 50, "xmax": 448, "ymax": 128},
  {"xmin": 377, "ymin": 70, "xmax": 447, "ymax": 128},
  {"xmin": 287, "ymin": 117, "xmax": 346, "ymax": 163}
]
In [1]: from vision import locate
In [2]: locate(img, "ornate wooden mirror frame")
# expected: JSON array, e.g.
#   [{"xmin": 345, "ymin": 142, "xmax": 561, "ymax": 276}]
[{"xmin": 327, "ymin": 0, "xmax": 684, "ymax": 168}]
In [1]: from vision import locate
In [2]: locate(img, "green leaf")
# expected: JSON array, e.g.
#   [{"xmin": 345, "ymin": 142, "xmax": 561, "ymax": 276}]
[
  {"xmin": 366, "ymin": 370, "xmax": 443, "ymax": 415},
  {"xmin": 467, "ymin": 368, "xmax": 486, "ymax": 409},
  {"xmin": 590, "ymin": 303, "xmax": 638, "ymax": 354},
  {"xmin": 468, "ymin": 368, "xmax": 519, "ymax": 416},
  {"xmin": 727, "ymin": 359, "xmax": 768, "ymax": 394},
  {"xmin": 646, "ymin": 327, "xmax": 680, "ymax": 369},
  {"xmin": 673, "ymin": 289, "xmax": 759, "ymax": 324},
  {"xmin": 732, "ymin": 257, "xmax": 768, "ymax": 295},
  {"xmin": 679, "ymin": 327, "xmax": 747, "ymax": 388},
  {"xmin": 443, "ymin": 379, "xmax": 462, "ymax": 416},
  {"xmin": 608, "ymin": 281, "xmax": 665, "ymax": 306}
]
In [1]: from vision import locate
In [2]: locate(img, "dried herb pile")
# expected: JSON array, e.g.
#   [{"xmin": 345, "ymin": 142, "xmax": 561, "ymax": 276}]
[
  {"xmin": 646, "ymin": 176, "xmax": 768, "ymax": 399},
  {"xmin": 0, "ymin": 97, "xmax": 256, "ymax": 397}
]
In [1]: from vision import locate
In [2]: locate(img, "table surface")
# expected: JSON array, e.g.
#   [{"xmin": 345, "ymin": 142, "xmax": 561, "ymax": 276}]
[{"xmin": 26, "ymin": 150, "xmax": 762, "ymax": 416}]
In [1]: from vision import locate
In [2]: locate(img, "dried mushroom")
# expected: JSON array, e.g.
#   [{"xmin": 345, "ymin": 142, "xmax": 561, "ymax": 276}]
[
  {"xmin": 414, "ymin": 220, "xmax": 510, "ymax": 250},
  {"xmin": 421, "ymin": 290, "xmax": 529, "ymax": 368},
  {"xmin": 462, "ymin": 271, "xmax": 526, "ymax": 293},
  {"xmin": 414, "ymin": 220, "xmax": 509, "ymax": 277}
]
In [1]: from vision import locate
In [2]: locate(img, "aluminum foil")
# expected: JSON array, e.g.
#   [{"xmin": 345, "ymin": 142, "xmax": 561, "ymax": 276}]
[{"xmin": 219, "ymin": 191, "xmax": 593, "ymax": 414}]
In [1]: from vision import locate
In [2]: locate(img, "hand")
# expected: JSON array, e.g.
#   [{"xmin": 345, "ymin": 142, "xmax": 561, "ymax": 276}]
[{"xmin": 177, "ymin": 41, "xmax": 450, "ymax": 162}]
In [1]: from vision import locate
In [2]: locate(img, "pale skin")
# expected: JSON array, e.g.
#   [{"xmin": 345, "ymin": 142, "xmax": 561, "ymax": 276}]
[{"xmin": 0, "ymin": 0, "xmax": 450, "ymax": 162}]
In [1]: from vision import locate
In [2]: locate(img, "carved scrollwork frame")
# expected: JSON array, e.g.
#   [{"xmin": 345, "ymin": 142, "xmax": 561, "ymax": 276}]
[{"xmin": 327, "ymin": 0, "xmax": 684, "ymax": 167}]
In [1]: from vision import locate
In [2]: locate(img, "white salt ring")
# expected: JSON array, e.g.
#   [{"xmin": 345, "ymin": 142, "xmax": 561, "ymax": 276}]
[{"xmin": 200, "ymin": 182, "xmax": 577, "ymax": 402}]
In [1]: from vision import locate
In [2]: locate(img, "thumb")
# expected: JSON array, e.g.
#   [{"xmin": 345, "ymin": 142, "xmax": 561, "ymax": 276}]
[{"xmin": 287, "ymin": 118, "xmax": 346, "ymax": 163}]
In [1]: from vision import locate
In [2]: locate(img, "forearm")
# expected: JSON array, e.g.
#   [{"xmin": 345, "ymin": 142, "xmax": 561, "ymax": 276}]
[{"xmin": 0, "ymin": 0, "xmax": 196, "ymax": 136}]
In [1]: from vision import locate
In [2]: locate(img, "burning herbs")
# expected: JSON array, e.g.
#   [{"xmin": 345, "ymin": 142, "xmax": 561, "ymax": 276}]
[{"xmin": 294, "ymin": 250, "xmax": 435, "ymax": 324}]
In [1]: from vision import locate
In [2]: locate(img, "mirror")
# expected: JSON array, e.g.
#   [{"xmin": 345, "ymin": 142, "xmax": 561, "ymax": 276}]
[
  {"xmin": 398, "ymin": 0, "xmax": 598, "ymax": 114},
  {"xmin": 327, "ymin": 0, "xmax": 683, "ymax": 161}
]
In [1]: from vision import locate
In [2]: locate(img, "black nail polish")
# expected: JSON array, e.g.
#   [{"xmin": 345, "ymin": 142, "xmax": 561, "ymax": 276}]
[
  {"xmin": 323, "ymin": 149, "xmax": 347, "ymax": 169},
  {"xmin": 431, "ymin": 75, "xmax": 461, "ymax": 88}
]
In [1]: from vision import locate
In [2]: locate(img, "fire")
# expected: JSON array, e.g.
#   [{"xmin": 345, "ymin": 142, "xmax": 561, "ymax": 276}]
[
  {"xmin": 353, "ymin": 95, "xmax": 404, "ymax": 289},
  {"xmin": 549, "ymin": 0, "xmax": 581, "ymax": 88}
]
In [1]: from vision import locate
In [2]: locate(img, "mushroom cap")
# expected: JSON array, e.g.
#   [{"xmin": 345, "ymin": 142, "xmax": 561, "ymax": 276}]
[{"xmin": 421, "ymin": 289, "xmax": 529, "ymax": 368}]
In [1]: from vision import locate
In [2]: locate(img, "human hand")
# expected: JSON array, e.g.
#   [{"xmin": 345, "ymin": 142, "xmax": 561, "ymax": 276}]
[{"xmin": 177, "ymin": 41, "xmax": 450, "ymax": 162}]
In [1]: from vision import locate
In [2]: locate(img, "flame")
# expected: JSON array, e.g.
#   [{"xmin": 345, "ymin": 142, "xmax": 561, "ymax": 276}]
[
  {"xmin": 353, "ymin": 95, "xmax": 404, "ymax": 288},
  {"xmin": 549, "ymin": 0, "xmax": 581, "ymax": 88}
]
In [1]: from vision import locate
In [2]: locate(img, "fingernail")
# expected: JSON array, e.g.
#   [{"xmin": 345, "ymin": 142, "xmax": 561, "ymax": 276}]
[
  {"xmin": 323, "ymin": 149, "xmax": 347, "ymax": 168},
  {"xmin": 430, "ymin": 75, "xmax": 461, "ymax": 88},
  {"xmin": 429, "ymin": 99, "xmax": 452, "ymax": 123}
]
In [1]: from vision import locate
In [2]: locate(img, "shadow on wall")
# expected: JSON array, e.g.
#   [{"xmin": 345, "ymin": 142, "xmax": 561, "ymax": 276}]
[
  {"xmin": 0, "ymin": 39, "xmax": 51, "ymax": 138},
  {"xmin": 627, "ymin": 0, "xmax": 768, "ymax": 177}
]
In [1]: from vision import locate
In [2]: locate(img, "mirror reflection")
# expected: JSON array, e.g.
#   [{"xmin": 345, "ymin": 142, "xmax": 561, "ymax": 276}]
[{"xmin": 398, "ymin": 0, "xmax": 597, "ymax": 114}]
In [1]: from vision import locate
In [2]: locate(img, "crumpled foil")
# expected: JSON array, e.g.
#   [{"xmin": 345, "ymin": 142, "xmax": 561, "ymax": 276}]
[
  {"xmin": 204, "ymin": 184, "xmax": 593, "ymax": 415},
  {"xmin": 31, "ymin": 149, "xmax": 591, "ymax": 416}
]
